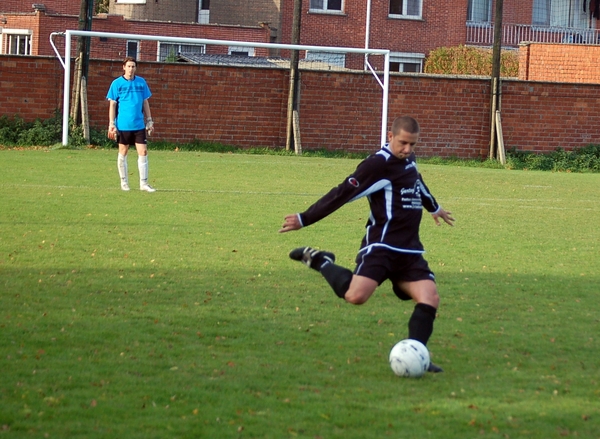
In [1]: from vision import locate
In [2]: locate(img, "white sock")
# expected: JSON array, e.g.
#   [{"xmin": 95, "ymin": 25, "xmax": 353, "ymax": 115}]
[
  {"xmin": 138, "ymin": 155, "xmax": 149, "ymax": 184},
  {"xmin": 117, "ymin": 153, "xmax": 128, "ymax": 184}
]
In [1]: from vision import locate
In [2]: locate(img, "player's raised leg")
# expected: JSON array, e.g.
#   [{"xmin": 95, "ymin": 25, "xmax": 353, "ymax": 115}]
[{"xmin": 289, "ymin": 247, "xmax": 378, "ymax": 303}]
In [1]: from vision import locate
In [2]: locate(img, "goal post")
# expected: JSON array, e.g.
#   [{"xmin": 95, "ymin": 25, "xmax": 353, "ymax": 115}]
[{"xmin": 50, "ymin": 30, "xmax": 390, "ymax": 149}]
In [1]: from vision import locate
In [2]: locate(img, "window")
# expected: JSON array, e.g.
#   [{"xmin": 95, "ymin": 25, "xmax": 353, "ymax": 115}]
[
  {"xmin": 0, "ymin": 29, "xmax": 32, "ymax": 55},
  {"xmin": 309, "ymin": 0, "xmax": 342, "ymax": 13},
  {"xmin": 305, "ymin": 51, "xmax": 345, "ymax": 68},
  {"xmin": 115, "ymin": 0, "xmax": 146, "ymax": 3},
  {"xmin": 467, "ymin": 0, "xmax": 492, "ymax": 22},
  {"xmin": 533, "ymin": 0, "xmax": 590, "ymax": 28},
  {"xmin": 127, "ymin": 40, "xmax": 139, "ymax": 60},
  {"xmin": 228, "ymin": 46, "xmax": 254, "ymax": 56},
  {"xmin": 389, "ymin": 0, "xmax": 422, "ymax": 19},
  {"xmin": 198, "ymin": 0, "xmax": 210, "ymax": 24},
  {"xmin": 389, "ymin": 52, "xmax": 424, "ymax": 73},
  {"xmin": 532, "ymin": 0, "xmax": 550, "ymax": 25},
  {"xmin": 159, "ymin": 42, "xmax": 206, "ymax": 62}
]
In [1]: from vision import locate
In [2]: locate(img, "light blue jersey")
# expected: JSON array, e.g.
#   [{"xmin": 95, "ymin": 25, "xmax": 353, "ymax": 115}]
[{"xmin": 106, "ymin": 75, "xmax": 152, "ymax": 131}]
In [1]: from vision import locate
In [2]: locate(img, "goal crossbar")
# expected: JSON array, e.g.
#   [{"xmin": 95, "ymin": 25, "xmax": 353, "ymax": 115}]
[{"xmin": 50, "ymin": 30, "xmax": 390, "ymax": 147}]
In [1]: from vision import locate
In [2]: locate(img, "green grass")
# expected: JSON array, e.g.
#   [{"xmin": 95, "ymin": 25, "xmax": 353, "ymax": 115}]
[{"xmin": 1, "ymin": 150, "xmax": 599, "ymax": 439}]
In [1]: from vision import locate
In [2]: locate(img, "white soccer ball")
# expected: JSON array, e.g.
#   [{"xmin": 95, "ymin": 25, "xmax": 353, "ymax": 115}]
[{"xmin": 389, "ymin": 339, "xmax": 430, "ymax": 378}]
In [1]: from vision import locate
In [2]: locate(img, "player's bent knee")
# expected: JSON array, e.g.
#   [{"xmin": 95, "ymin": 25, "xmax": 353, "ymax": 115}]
[
  {"xmin": 423, "ymin": 289, "xmax": 440, "ymax": 308},
  {"xmin": 344, "ymin": 275, "xmax": 378, "ymax": 305},
  {"xmin": 345, "ymin": 294, "xmax": 368, "ymax": 305},
  {"xmin": 344, "ymin": 288, "xmax": 372, "ymax": 305},
  {"xmin": 424, "ymin": 293, "xmax": 440, "ymax": 309}
]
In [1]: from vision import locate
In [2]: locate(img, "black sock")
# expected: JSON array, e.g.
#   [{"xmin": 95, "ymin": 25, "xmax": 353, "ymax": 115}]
[
  {"xmin": 408, "ymin": 303, "xmax": 437, "ymax": 345},
  {"xmin": 319, "ymin": 262, "xmax": 353, "ymax": 299},
  {"xmin": 309, "ymin": 252, "xmax": 331, "ymax": 271}
]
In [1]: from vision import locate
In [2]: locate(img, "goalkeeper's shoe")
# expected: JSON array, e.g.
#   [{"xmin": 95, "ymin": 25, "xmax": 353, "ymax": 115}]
[
  {"xmin": 289, "ymin": 247, "xmax": 335, "ymax": 271},
  {"xmin": 427, "ymin": 362, "xmax": 443, "ymax": 373},
  {"xmin": 121, "ymin": 182, "xmax": 130, "ymax": 191},
  {"xmin": 140, "ymin": 183, "xmax": 156, "ymax": 193}
]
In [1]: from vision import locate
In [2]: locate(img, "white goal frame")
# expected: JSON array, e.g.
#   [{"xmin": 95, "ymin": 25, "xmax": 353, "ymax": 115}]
[{"xmin": 50, "ymin": 30, "xmax": 390, "ymax": 148}]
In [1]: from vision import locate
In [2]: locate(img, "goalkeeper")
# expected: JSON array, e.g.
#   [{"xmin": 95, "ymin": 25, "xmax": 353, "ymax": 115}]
[
  {"xmin": 107, "ymin": 57, "xmax": 156, "ymax": 192},
  {"xmin": 279, "ymin": 116, "xmax": 454, "ymax": 372}
]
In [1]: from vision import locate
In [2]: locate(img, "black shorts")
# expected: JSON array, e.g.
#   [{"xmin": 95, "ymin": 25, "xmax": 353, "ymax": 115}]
[
  {"xmin": 354, "ymin": 247, "xmax": 435, "ymax": 301},
  {"xmin": 118, "ymin": 129, "xmax": 147, "ymax": 146}
]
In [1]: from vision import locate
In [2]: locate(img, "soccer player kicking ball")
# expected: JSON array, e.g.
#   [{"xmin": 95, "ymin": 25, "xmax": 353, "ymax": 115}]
[{"xmin": 279, "ymin": 116, "xmax": 455, "ymax": 373}]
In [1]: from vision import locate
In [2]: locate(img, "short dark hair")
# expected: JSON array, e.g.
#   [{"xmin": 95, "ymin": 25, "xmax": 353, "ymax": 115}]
[
  {"xmin": 123, "ymin": 56, "xmax": 137, "ymax": 66},
  {"xmin": 391, "ymin": 116, "xmax": 420, "ymax": 135}
]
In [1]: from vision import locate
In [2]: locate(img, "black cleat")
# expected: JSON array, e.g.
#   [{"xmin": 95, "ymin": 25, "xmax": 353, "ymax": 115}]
[
  {"xmin": 427, "ymin": 362, "xmax": 444, "ymax": 373},
  {"xmin": 289, "ymin": 247, "xmax": 335, "ymax": 271}
]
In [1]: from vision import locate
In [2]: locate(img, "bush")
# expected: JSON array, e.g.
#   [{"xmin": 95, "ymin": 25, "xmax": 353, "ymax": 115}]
[
  {"xmin": 0, "ymin": 112, "xmax": 113, "ymax": 149},
  {"xmin": 424, "ymin": 45, "xmax": 519, "ymax": 77},
  {"xmin": 505, "ymin": 146, "xmax": 600, "ymax": 172}
]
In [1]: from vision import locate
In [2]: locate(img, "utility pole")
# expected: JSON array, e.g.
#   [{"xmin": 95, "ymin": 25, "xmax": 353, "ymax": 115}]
[
  {"xmin": 489, "ymin": 0, "xmax": 503, "ymax": 159},
  {"xmin": 71, "ymin": 0, "xmax": 93, "ymax": 141},
  {"xmin": 286, "ymin": 0, "xmax": 302, "ymax": 153}
]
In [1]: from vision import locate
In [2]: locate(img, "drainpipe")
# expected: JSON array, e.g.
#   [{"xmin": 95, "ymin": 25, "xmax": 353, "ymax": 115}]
[{"xmin": 365, "ymin": 0, "xmax": 371, "ymax": 70}]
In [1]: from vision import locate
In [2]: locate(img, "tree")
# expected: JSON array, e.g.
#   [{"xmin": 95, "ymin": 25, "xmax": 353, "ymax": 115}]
[{"xmin": 95, "ymin": 0, "xmax": 109, "ymax": 14}]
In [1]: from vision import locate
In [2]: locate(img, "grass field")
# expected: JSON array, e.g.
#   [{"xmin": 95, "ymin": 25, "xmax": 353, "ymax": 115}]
[{"xmin": 1, "ymin": 149, "xmax": 599, "ymax": 439}]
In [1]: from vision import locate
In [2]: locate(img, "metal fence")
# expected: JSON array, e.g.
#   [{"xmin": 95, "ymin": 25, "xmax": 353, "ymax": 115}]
[{"xmin": 466, "ymin": 22, "xmax": 600, "ymax": 47}]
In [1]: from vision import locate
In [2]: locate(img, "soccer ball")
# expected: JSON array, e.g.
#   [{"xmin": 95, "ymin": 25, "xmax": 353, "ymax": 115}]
[{"xmin": 389, "ymin": 339, "xmax": 430, "ymax": 378}]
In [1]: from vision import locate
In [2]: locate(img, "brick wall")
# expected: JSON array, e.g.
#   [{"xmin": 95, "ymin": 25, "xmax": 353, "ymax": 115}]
[
  {"xmin": 1, "ymin": 0, "xmax": 79, "ymax": 15},
  {"xmin": 519, "ymin": 43, "xmax": 600, "ymax": 84},
  {"xmin": 0, "ymin": 57, "xmax": 64, "ymax": 120},
  {"xmin": 3, "ymin": 55, "xmax": 600, "ymax": 157}
]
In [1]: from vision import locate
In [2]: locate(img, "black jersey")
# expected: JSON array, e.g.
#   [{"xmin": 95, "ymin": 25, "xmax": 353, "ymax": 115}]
[{"xmin": 299, "ymin": 147, "xmax": 440, "ymax": 254}]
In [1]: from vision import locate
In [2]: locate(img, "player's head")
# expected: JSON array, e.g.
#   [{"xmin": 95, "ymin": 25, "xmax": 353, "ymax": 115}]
[
  {"xmin": 391, "ymin": 116, "xmax": 420, "ymax": 136},
  {"xmin": 122, "ymin": 56, "xmax": 137, "ymax": 67},
  {"xmin": 122, "ymin": 57, "xmax": 137, "ymax": 79},
  {"xmin": 387, "ymin": 116, "xmax": 420, "ymax": 160}
]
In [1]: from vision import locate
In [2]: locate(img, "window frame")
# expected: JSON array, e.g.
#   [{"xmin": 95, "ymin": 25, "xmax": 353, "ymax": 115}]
[
  {"xmin": 228, "ymin": 46, "xmax": 255, "ymax": 56},
  {"xmin": 532, "ymin": 0, "xmax": 551, "ymax": 26},
  {"xmin": 532, "ymin": 0, "xmax": 593, "ymax": 29},
  {"xmin": 158, "ymin": 42, "xmax": 206, "ymax": 62},
  {"xmin": 389, "ymin": 52, "xmax": 424, "ymax": 73},
  {"xmin": 388, "ymin": 0, "xmax": 423, "ymax": 20},
  {"xmin": 0, "ymin": 29, "xmax": 32, "ymax": 55},
  {"xmin": 126, "ymin": 40, "xmax": 139, "ymax": 60},
  {"xmin": 198, "ymin": 0, "xmax": 210, "ymax": 23},
  {"xmin": 467, "ymin": 0, "xmax": 492, "ymax": 23},
  {"xmin": 309, "ymin": 0, "xmax": 344, "ymax": 14}
]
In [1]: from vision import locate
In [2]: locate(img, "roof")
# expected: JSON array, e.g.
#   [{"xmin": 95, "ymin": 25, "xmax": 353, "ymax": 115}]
[{"xmin": 175, "ymin": 53, "xmax": 349, "ymax": 71}]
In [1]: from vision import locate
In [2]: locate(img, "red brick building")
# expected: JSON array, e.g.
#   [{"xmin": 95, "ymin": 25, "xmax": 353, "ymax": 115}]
[
  {"xmin": 279, "ymin": 0, "xmax": 600, "ymax": 73},
  {"xmin": 0, "ymin": 1, "xmax": 272, "ymax": 60},
  {"xmin": 2, "ymin": 1, "xmax": 600, "ymax": 69}
]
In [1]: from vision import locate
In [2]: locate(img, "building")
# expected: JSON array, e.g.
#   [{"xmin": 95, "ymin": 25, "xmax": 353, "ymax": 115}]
[
  {"xmin": 2, "ymin": 1, "xmax": 599, "ymax": 71},
  {"xmin": 279, "ymin": 0, "xmax": 600, "ymax": 73},
  {"xmin": 110, "ymin": 0, "xmax": 282, "ymax": 43},
  {"xmin": 0, "ymin": 0, "xmax": 273, "ymax": 60}
]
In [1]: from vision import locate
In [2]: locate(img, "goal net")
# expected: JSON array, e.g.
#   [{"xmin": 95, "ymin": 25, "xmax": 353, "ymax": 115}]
[{"xmin": 50, "ymin": 30, "xmax": 389, "ymax": 150}]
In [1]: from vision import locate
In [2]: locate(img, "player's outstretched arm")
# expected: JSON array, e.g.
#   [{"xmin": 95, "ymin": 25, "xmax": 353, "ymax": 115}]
[
  {"xmin": 431, "ymin": 208, "xmax": 455, "ymax": 227},
  {"xmin": 279, "ymin": 214, "xmax": 302, "ymax": 233}
]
